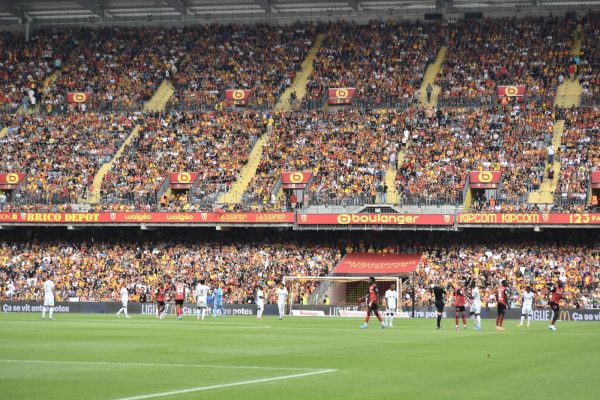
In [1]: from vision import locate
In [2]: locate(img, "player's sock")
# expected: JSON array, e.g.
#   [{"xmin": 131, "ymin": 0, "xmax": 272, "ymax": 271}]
[
  {"xmin": 42, "ymin": 307, "xmax": 46, "ymax": 319},
  {"xmin": 495, "ymin": 315, "xmax": 500, "ymax": 327},
  {"xmin": 389, "ymin": 315, "xmax": 394, "ymax": 327},
  {"xmin": 436, "ymin": 315, "xmax": 441, "ymax": 328},
  {"xmin": 365, "ymin": 312, "xmax": 371, "ymax": 324},
  {"xmin": 375, "ymin": 311, "xmax": 382, "ymax": 322},
  {"xmin": 49, "ymin": 307, "xmax": 53, "ymax": 319},
  {"xmin": 527, "ymin": 314, "xmax": 531, "ymax": 326},
  {"xmin": 462, "ymin": 314, "xmax": 466, "ymax": 327},
  {"xmin": 201, "ymin": 308, "xmax": 205, "ymax": 320},
  {"xmin": 520, "ymin": 315, "xmax": 525, "ymax": 325},
  {"xmin": 455, "ymin": 314, "xmax": 459, "ymax": 326},
  {"xmin": 124, "ymin": 309, "xmax": 128, "ymax": 318},
  {"xmin": 476, "ymin": 315, "xmax": 481, "ymax": 328}
]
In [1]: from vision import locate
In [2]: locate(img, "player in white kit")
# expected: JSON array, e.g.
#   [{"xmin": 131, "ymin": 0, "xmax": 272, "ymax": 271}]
[
  {"xmin": 468, "ymin": 280, "xmax": 482, "ymax": 330},
  {"xmin": 256, "ymin": 285, "xmax": 264, "ymax": 320},
  {"xmin": 116, "ymin": 285, "xmax": 130, "ymax": 318},
  {"xmin": 42, "ymin": 275, "xmax": 55, "ymax": 320},
  {"xmin": 519, "ymin": 286, "xmax": 535, "ymax": 327},
  {"xmin": 276, "ymin": 283, "xmax": 288, "ymax": 320},
  {"xmin": 195, "ymin": 279, "xmax": 210, "ymax": 320},
  {"xmin": 384, "ymin": 284, "xmax": 398, "ymax": 327}
]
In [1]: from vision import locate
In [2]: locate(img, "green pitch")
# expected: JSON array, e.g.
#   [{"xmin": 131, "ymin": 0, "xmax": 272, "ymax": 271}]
[{"xmin": 0, "ymin": 314, "xmax": 598, "ymax": 400}]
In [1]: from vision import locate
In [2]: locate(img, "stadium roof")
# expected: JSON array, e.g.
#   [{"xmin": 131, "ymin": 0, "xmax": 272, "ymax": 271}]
[{"xmin": 0, "ymin": 0, "xmax": 599, "ymax": 26}]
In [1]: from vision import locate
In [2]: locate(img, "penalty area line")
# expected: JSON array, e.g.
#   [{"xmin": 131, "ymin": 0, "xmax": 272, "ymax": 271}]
[
  {"xmin": 112, "ymin": 369, "xmax": 337, "ymax": 400},
  {"xmin": 0, "ymin": 359, "xmax": 327, "ymax": 372}
]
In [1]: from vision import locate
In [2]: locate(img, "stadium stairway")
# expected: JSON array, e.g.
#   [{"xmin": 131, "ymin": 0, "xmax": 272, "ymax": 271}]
[
  {"xmin": 554, "ymin": 26, "xmax": 583, "ymax": 109},
  {"xmin": 80, "ymin": 80, "xmax": 173, "ymax": 204},
  {"xmin": 0, "ymin": 127, "xmax": 7, "ymax": 139},
  {"xmin": 527, "ymin": 120, "xmax": 564, "ymax": 205},
  {"xmin": 217, "ymin": 132, "xmax": 271, "ymax": 204},
  {"xmin": 15, "ymin": 70, "xmax": 61, "ymax": 115},
  {"xmin": 275, "ymin": 34, "xmax": 325, "ymax": 112},
  {"xmin": 419, "ymin": 46, "xmax": 447, "ymax": 108}
]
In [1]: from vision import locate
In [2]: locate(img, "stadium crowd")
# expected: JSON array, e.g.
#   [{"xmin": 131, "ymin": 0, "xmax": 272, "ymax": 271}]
[
  {"xmin": 0, "ymin": 235, "xmax": 597, "ymax": 309},
  {"xmin": 580, "ymin": 12, "xmax": 600, "ymax": 105}
]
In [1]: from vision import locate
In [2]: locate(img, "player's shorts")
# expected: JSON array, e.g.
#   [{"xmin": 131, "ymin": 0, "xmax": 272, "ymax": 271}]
[
  {"xmin": 435, "ymin": 301, "xmax": 444, "ymax": 313},
  {"xmin": 256, "ymin": 303, "xmax": 264, "ymax": 311},
  {"xmin": 197, "ymin": 299, "xmax": 207, "ymax": 308},
  {"xmin": 386, "ymin": 307, "xmax": 397, "ymax": 314},
  {"xmin": 368, "ymin": 302, "xmax": 379, "ymax": 311},
  {"xmin": 121, "ymin": 300, "xmax": 128, "ymax": 308},
  {"xmin": 157, "ymin": 301, "xmax": 166, "ymax": 308},
  {"xmin": 175, "ymin": 299, "xmax": 184, "ymax": 306},
  {"xmin": 214, "ymin": 301, "xmax": 223, "ymax": 307},
  {"xmin": 548, "ymin": 301, "xmax": 559, "ymax": 312},
  {"xmin": 44, "ymin": 295, "xmax": 55, "ymax": 307},
  {"xmin": 521, "ymin": 305, "xmax": 533, "ymax": 315},
  {"xmin": 497, "ymin": 303, "xmax": 507, "ymax": 314},
  {"xmin": 455, "ymin": 306, "xmax": 466, "ymax": 312},
  {"xmin": 470, "ymin": 302, "xmax": 481, "ymax": 314}
]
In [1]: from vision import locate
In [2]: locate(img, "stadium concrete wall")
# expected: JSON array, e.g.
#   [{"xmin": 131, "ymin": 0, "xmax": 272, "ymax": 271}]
[{"xmin": 2, "ymin": 302, "xmax": 600, "ymax": 321}]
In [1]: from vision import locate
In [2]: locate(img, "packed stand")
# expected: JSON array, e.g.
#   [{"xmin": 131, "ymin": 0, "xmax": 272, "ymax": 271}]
[
  {"xmin": 396, "ymin": 106, "xmax": 554, "ymax": 207},
  {"xmin": 243, "ymin": 109, "xmax": 405, "ymax": 208},
  {"xmin": 100, "ymin": 111, "xmax": 265, "ymax": 209},
  {"xmin": 168, "ymin": 23, "xmax": 316, "ymax": 111},
  {"xmin": 554, "ymin": 107, "xmax": 600, "ymax": 210},
  {"xmin": 0, "ymin": 113, "xmax": 137, "ymax": 207},
  {"xmin": 580, "ymin": 12, "xmax": 600, "ymax": 106},
  {"xmin": 438, "ymin": 17, "xmax": 576, "ymax": 107},
  {"xmin": 303, "ymin": 21, "xmax": 442, "ymax": 110}
]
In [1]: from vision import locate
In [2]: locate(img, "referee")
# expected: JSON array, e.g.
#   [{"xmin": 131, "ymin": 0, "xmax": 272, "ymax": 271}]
[{"xmin": 431, "ymin": 282, "xmax": 447, "ymax": 329}]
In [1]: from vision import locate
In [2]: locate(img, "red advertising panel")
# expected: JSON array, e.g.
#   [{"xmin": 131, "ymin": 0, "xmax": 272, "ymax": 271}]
[
  {"xmin": 297, "ymin": 214, "xmax": 453, "ymax": 225},
  {"xmin": 468, "ymin": 171, "xmax": 502, "ymax": 189},
  {"xmin": 591, "ymin": 171, "xmax": 600, "ymax": 189},
  {"xmin": 66, "ymin": 92, "xmax": 93, "ymax": 103},
  {"xmin": 224, "ymin": 89, "xmax": 252, "ymax": 106},
  {"xmin": 169, "ymin": 172, "xmax": 200, "ymax": 189},
  {"xmin": 327, "ymin": 88, "xmax": 357, "ymax": 105},
  {"xmin": 0, "ymin": 173, "xmax": 26, "ymax": 189},
  {"xmin": 280, "ymin": 171, "xmax": 312, "ymax": 189},
  {"xmin": 496, "ymin": 85, "xmax": 526, "ymax": 102},
  {"xmin": 0, "ymin": 212, "xmax": 294, "ymax": 225},
  {"xmin": 457, "ymin": 213, "xmax": 600, "ymax": 225},
  {"xmin": 334, "ymin": 253, "xmax": 422, "ymax": 275}
]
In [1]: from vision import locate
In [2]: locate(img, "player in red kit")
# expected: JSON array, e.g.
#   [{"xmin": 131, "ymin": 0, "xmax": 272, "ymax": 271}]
[
  {"xmin": 454, "ymin": 286, "xmax": 467, "ymax": 330},
  {"xmin": 174, "ymin": 281, "xmax": 186, "ymax": 320},
  {"xmin": 496, "ymin": 280, "xmax": 509, "ymax": 331},
  {"xmin": 360, "ymin": 277, "xmax": 385, "ymax": 329},
  {"xmin": 548, "ymin": 280, "xmax": 564, "ymax": 331},
  {"xmin": 155, "ymin": 283, "xmax": 167, "ymax": 319}
]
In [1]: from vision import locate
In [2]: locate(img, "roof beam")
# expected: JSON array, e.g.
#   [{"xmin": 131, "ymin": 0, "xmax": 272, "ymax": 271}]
[
  {"xmin": 73, "ymin": 0, "xmax": 111, "ymax": 18},
  {"xmin": 255, "ymin": 0, "xmax": 273, "ymax": 13},
  {"xmin": 347, "ymin": 0, "xmax": 360, "ymax": 11},
  {"xmin": 0, "ymin": 0, "xmax": 24, "ymax": 20},
  {"xmin": 163, "ymin": 0, "xmax": 188, "ymax": 15}
]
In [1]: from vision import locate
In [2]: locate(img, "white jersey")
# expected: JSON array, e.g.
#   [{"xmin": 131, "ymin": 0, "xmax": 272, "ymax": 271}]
[
  {"xmin": 522, "ymin": 291, "xmax": 534, "ymax": 308},
  {"xmin": 43, "ymin": 279, "xmax": 55, "ymax": 306},
  {"xmin": 195, "ymin": 284, "xmax": 210, "ymax": 306},
  {"xmin": 256, "ymin": 289, "xmax": 264, "ymax": 306},
  {"xmin": 471, "ymin": 287, "xmax": 481, "ymax": 305},
  {"xmin": 385, "ymin": 289, "xmax": 398, "ymax": 310},
  {"xmin": 120, "ymin": 287, "xmax": 129, "ymax": 303},
  {"xmin": 276, "ymin": 288, "xmax": 288, "ymax": 305}
]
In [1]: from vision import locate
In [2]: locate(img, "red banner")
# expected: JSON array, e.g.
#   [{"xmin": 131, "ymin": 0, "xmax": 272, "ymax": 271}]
[
  {"xmin": 469, "ymin": 171, "xmax": 502, "ymax": 189},
  {"xmin": 328, "ymin": 88, "xmax": 356, "ymax": 105},
  {"xmin": 497, "ymin": 85, "xmax": 526, "ymax": 102},
  {"xmin": 334, "ymin": 253, "xmax": 421, "ymax": 275},
  {"xmin": 0, "ymin": 173, "xmax": 26, "ymax": 189},
  {"xmin": 169, "ymin": 172, "xmax": 199, "ymax": 189},
  {"xmin": 66, "ymin": 92, "xmax": 93, "ymax": 104},
  {"xmin": 457, "ymin": 213, "xmax": 600, "ymax": 225},
  {"xmin": 0, "ymin": 212, "xmax": 294, "ymax": 224},
  {"xmin": 281, "ymin": 171, "xmax": 312, "ymax": 189},
  {"xmin": 297, "ymin": 214, "xmax": 453, "ymax": 225},
  {"xmin": 224, "ymin": 89, "xmax": 252, "ymax": 106},
  {"xmin": 591, "ymin": 171, "xmax": 600, "ymax": 189}
]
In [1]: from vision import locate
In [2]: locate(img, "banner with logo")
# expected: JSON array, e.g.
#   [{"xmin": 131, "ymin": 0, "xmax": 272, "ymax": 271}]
[
  {"xmin": 0, "ymin": 172, "xmax": 26, "ymax": 189},
  {"xmin": 592, "ymin": 171, "xmax": 600, "ymax": 189},
  {"xmin": 457, "ymin": 213, "xmax": 600, "ymax": 225},
  {"xmin": 224, "ymin": 89, "xmax": 252, "ymax": 106},
  {"xmin": 327, "ymin": 88, "xmax": 357, "ymax": 105},
  {"xmin": 66, "ymin": 92, "xmax": 93, "ymax": 104},
  {"xmin": 334, "ymin": 253, "xmax": 421, "ymax": 275},
  {"xmin": 496, "ymin": 85, "xmax": 526, "ymax": 102},
  {"xmin": 169, "ymin": 172, "xmax": 199, "ymax": 189},
  {"xmin": 297, "ymin": 213, "xmax": 453, "ymax": 226},
  {"xmin": 0, "ymin": 212, "xmax": 294, "ymax": 225},
  {"xmin": 468, "ymin": 171, "xmax": 501, "ymax": 189},
  {"xmin": 281, "ymin": 171, "xmax": 313, "ymax": 189}
]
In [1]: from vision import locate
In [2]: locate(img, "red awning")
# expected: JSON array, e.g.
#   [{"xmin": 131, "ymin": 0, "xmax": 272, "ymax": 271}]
[{"xmin": 333, "ymin": 253, "xmax": 421, "ymax": 276}]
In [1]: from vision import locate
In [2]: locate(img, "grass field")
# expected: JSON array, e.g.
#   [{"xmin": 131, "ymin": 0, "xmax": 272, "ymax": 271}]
[{"xmin": 0, "ymin": 314, "xmax": 598, "ymax": 400}]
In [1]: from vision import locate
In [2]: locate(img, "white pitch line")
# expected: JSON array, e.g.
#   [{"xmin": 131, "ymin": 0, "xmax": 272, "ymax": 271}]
[
  {"xmin": 112, "ymin": 369, "xmax": 337, "ymax": 400},
  {"xmin": 0, "ymin": 359, "xmax": 327, "ymax": 372}
]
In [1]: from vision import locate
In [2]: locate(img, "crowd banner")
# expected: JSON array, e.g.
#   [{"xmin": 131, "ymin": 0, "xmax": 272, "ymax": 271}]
[
  {"xmin": 0, "ymin": 172, "xmax": 26, "ymax": 189},
  {"xmin": 224, "ymin": 89, "xmax": 252, "ymax": 106},
  {"xmin": 280, "ymin": 171, "xmax": 312, "ymax": 189},
  {"xmin": 169, "ymin": 172, "xmax": 199, "ymax": 189},
  {"xmin": 66, "ymin": 92, "xmax": 93, "ymax": 103},
  {"xmin": 496, "ymin": 85, "xmax": 526, "ymax": 101},
  {"xmin": 327, "ymin": 88, "xmax": 356, "ymax": 105},
  {"xmin": 468, "ymin": 171, "xmax": 501, "ymax": 189}
]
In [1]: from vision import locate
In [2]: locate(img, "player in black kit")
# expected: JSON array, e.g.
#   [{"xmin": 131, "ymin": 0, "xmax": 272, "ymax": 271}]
[{"xmin": 431, "ymin": 283, "xmax": 446, "ymax": 329}]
